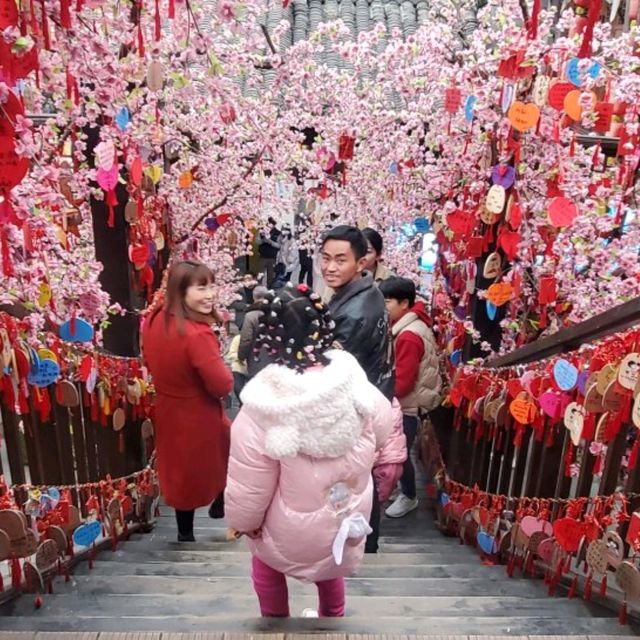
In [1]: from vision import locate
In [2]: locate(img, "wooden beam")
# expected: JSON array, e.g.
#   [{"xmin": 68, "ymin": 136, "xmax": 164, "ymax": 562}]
[{"xmin": 487, "ymin": 296, "xmax": 640, "ymax": 368}]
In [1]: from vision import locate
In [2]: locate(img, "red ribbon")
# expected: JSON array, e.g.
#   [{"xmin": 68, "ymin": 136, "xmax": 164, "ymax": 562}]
[
  {"xmin": 60, "ymin": 0, "xmax": 71, "ymax": 28},
  {"xmin": 578, "ymin": 0, "xmax": 602, "ymax": 58},
  {"xmin": 528, "ymin": 0, "xmax": 541, "ymax": 39},
  {"xmin": 40, "ymin": 0, "xmax": 50, "ymax": 50},
  {"xmin": 154, "ymin": 0, "xmax": 161, "ymax": 41}
]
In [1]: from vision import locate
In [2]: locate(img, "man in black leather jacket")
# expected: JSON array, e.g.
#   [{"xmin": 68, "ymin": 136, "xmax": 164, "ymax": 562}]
[
  {"xmin": 321, "ymin": 226, "xmax": 395, "ymax": 401},
  {"xmin": 320, "ymin": 225, "xmax": 395, "ymax": 554}
]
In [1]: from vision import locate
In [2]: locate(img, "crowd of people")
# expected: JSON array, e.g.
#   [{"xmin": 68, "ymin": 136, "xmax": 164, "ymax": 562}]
[{"xmin": 141, "ymin": 222, "xmax": 443, "ymax": 619}]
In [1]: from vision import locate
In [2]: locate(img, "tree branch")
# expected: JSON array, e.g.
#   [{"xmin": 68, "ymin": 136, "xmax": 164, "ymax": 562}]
[{"xmin": 174, "ymin": 147, "xmax": 266, "ymax": 244}]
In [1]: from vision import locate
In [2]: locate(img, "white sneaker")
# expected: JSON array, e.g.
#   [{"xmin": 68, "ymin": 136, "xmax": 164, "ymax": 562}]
[
  {"xmin": 301, "ymin": 608, "xmax": 319, "ymax": 618},
  {"xmin": 385, "ymin": 494, "xmax": 419, "ymax": 518}
]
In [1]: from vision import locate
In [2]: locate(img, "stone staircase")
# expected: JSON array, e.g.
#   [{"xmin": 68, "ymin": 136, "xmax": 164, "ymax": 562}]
[{"xmin": 0, "ymin": 502, "xmax": 636, "ymax": 634}]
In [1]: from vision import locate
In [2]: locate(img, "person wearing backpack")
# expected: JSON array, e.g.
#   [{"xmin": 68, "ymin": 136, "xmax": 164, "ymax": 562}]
[{"xmin": 378, "ymin": 276, "xmax": 442, "ymax": 518}]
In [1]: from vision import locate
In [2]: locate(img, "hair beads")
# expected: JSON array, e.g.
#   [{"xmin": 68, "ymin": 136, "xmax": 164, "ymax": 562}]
[{"xmin": 253, "ymin": 284, "xmax": 335, "ymax": 373}]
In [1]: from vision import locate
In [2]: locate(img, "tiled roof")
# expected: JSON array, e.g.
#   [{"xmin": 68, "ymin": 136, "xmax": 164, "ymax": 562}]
[{"xmin": 202, "ymin": 0, "xmax": 480, "ymax": 97}]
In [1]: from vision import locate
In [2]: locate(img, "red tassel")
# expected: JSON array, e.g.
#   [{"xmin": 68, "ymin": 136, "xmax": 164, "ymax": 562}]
[
  {"xmin": 138, "ymin": 23, "xmax": 145, "ymax": 57},
  {"xmin": 39, "ymin": 0, "xmax": 50, "ymax": 49},
  {"xmin": 47, "ymin": 579, "xmax": 53, "ymax": 594},
  {"xmin": 34, "ymin": 595, "xmax": 43, "ymax": 609},
  {"xmin": 106, "ymin": 188, "xmax": 117, "ymax": 227},
  {"xmin": 629, "ymin": 435, "xmax": 639, "ymax": 470},
  {"xmin": 568, "ymin": 574, "xmax": 578, "ymax": 598},
  {"xmin": 600, "ymin": 573, "xmax": 607, "ymax": 598},
  {"xmin": 578, "ymin": 0, "xmax": 603, "ymax": 58},
  {"xmin": 619, "ymin": 599, "xmax": 628, "ymax": 625},
  {"xmin": 528, "ymin": 0, "xmax": 541, "ymax": 38},
  {"xmin": 1, "ymin": 228, "xmax": 14, "ymax": 277},
  {"xmin": 0, "ymin": 572, "xmax": 3, "ymax": 592},
  {"xmin": 569, "ymin": 134, "xmax": 576, "ymax": 156},
  {"xmin": 507, "ymin": 553, "xmax": 516, "ymax": 577},
  {"xmin": 60, "ymin": 0, "xmax": 71, "ymax": 28},
  {"xmin": 154, "ymin": 0, "xmax": 161, "ymax": 40},
  {"xmin": 584, "ymin": 574, "xmax": 592, "ymax": 600},
  {"xmin": 11, "ymin": 558, "xmax": 21, "ymax": 590},
  {"xmin": 168, "ymin": 0, "xmax": 175, "ymax": 18}
]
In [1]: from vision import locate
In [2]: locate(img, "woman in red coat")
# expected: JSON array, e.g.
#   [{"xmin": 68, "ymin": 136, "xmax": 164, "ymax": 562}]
[{"xmin": 142, "ymin": 260, "xmax": 233, "ymax": 541}]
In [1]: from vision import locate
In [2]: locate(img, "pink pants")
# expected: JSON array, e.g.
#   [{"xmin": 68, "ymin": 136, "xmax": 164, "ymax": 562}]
[{"xmin": 251, "ymin": 556, "xmax": 345, "ymax": 617}]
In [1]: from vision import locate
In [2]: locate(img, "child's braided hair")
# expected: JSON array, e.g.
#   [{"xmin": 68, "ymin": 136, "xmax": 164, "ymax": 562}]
[{"xmin": 253, "ymin": 283, "xmax": 336, "ymax": 373}]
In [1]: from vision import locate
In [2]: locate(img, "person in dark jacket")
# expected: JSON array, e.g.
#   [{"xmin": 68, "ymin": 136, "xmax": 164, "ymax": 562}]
[
  {"xmin": 237, "ymin": 286, "xmax": 271, "ymax": 379},
  {"xmin": 320, "ymin": 225, "xmax": 395, "ymax": 554},
  {"xmin": 321, "ymin": 226, "xmax": 394, "ymax": 400}
]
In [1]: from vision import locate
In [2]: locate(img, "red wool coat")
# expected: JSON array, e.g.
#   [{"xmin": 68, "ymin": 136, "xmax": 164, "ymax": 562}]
[{"xmin": 142, "ymin": 313, "xmax": 233, "ymax": 511}]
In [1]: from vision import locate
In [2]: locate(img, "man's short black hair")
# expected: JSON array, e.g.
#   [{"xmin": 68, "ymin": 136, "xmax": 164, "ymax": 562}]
[
  {"xmin": 362, "ymin": 227, "xmax": 383, "ymax": 256},
  {"xmin": 267, "ymin": 216, "xmax": 277, "ymax": 226},
  {"xmin": 321, "ymin": 225, "xmax": 368, "ymax": 260},
  {"xmin": 379, "ymin": 276, "xmax": 416, "ymax": 307}
]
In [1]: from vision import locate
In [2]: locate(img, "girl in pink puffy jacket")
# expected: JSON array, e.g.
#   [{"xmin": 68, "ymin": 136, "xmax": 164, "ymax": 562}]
[{"xmin": 225, "ymin": 285, "xmax": 393, "ymax": 618}]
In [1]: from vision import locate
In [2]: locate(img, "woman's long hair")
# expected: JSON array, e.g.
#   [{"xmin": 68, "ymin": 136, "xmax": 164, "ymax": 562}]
[{"xmin": 153, "ymin": 260, "xmax": 222, "ymax": 334}]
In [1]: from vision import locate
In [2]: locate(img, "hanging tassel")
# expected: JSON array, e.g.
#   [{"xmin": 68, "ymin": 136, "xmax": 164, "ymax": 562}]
[
  {"xmin": 0, "ymin": 571, "xmax": 4, "ymax": 592},
  {"xmin": 629, "ymin": 435, "xmax": 639, "ymax": 470},
  {"xmin": 584, "ymin": 574, "xmax": 592, "ymax": 600},
  {"xmin": 569, "ymin": 134, "xmax": 576, "ymax": 156},
  {"xmin": 154, "ymin": 0, "xmax": 161, "ymax": 40},
  {"xmin": 39, "ymin": 0, "xmax": 50, "ymax": 50},
  {"xmin": 34, "ymin": 595, "xmax": 43, "ymax": 609},
  {"xmin": 11, "ymin": 558, "xmax": 21, "ymax": 590},
  {"xmin": 1, "ymin": 228, "xmax": 14, "ymax": 277},
  {"xmin": 106, "ymin": 188, "xmax": 118, "ymax": 228},
  {"xmin": 168, "ymin": 0, "xmax": 175, "ymax": 19},
  {"xmin": 600, "ymin": 573, "xmax": 607, "ymax": 598},
  {"xmin": 528, "ymin": 0, "xmax": 541, "ymax": 38},
  {"xmin": 507, "ymin": 553, "xmax": 516, "ymax": 577},
  {"xmin": 592, "ymin": 141, "xmax": 601, "ymax": 169},
  {"xmin": 578, "ymin": 0, "xmax": 603, "ymax": 58},
  {"xmin": 138, "ymin": 23, "xmax": 145, "ymax": 57},
  {"xmin": 568, "ymin": 574, "xmax": 578, "ymax": 598},
  {"xmin": 619, "ymin": 599, "xmax": 628, "ymax": 625},
  {"xmin": 60, "ymin": 0, "xmax": 71, "ymax": 28}
]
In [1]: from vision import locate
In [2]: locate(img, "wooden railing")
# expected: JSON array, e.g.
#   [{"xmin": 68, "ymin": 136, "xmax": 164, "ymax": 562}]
[
  {"xmin": 428, "ymin": 299, "xmax": 640, "ymax": 618},
  {"xmin": 0, "ymin": 391, "xmax": 149, "ymax": 500},
  {"xmin": 441, "ymin": 298, "xmax": 640, "ymax": 507}
]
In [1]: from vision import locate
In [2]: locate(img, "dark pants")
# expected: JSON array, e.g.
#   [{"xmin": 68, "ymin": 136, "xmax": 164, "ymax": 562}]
[
  {"xmin": 233, "ymin": 372, "xmax": 247, "ymax": 405},
  {"xmin": 175, "ymin": 509, "xmax": 194, "ymax": 536},
  {"xmin": 365, "ymin": 472, "xmax": 380, "ymax": 553},
  {"xmin": 258, "ymin": 257, "xmax": 276, "ymax": 286},
  {"xmin": 298, "ymin": 251, "xmax": 313, "ymax": 287},
  {"xmin": 401, "ymin": 414, "xmax": 419, "ymax": 500}
]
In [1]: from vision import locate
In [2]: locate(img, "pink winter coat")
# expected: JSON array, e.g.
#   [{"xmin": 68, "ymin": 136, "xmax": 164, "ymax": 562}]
[
  {"xmin": 373, "ymin": 399, "xmax": 407, "ymax": 502},
  {"xmin": 225, "ymin": 349, "xmax": 393, "ymax": 584}
]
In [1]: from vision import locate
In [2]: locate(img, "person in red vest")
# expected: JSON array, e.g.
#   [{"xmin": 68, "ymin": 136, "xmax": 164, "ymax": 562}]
[
  {"xmin": 378, "ymin": 276, "xmax": 442, "ymax": 519},
  {"xmin": 142, "ymin": 261, "xmax": 233, "ymax": 541}
]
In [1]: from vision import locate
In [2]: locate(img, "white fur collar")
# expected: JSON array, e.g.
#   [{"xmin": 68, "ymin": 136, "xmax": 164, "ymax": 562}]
[{"xmin": 240, "ymin": 349, "xmax": 379, "ymax": 459}]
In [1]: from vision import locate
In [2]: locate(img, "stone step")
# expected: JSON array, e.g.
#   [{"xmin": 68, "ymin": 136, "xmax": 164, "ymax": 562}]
[
  {"xmin": 0, "ymin": 613, "xmax": 632, "ymax": 635},
  {"xmin": 71, "ymin": 561, "xmax": 520, "ymax": 580},
  {"xmin": 0, "ymin": 593, "xmax": 620, "ymax": 620},
  {"xmin": 35, "ymin": 574, "xmax": 586, "ymax": 598},
  {"xmin": 96, "ymin": 549, "xmax": 483, "ymax": 564}
]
